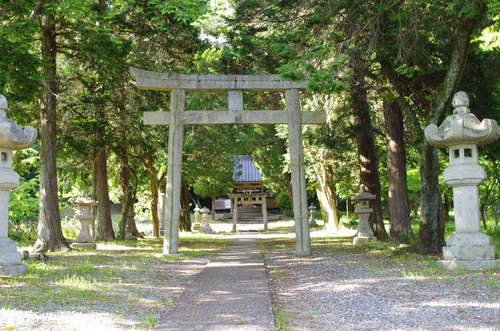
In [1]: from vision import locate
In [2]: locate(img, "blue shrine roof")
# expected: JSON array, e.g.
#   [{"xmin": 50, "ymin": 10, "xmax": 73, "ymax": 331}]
[{"xmin": 233, "ymin": 156, "xmax": 263, "ymax": 182}]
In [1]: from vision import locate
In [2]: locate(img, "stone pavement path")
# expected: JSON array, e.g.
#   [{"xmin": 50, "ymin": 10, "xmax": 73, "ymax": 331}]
[{"xmin": 153, "ymin": 234, "xmax": 275, "ymax": 331}]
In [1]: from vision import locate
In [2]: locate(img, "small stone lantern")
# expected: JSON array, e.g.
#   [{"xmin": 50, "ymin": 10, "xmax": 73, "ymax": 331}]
[
  {"xmin": 192, "ymin": 205, "xmax": 201, "ymax": 231},
  {"xmin": 425, "ymin": 91, "xmax": 500, "ymax": 270},
  {"xmin": 0, "ymin": 95, "xmax": 37, "ymax": 275},
  {"xmin": 125, "ymin": 199, "xmax": 137, "ymax": 240},
  {"xmin": 309, "ymin": 204, "xmax": 317, "ymax": 227},
  {"xmin": 198, "ymin": 207, "xmax": 214, "ymax": 234},
  {"xmin": 352, "ymin": 185, "xmax": 377, "ymax": 244},
  {"xmin": 73, "ymin": 190, "xmax": 98, "ymax": 249}
]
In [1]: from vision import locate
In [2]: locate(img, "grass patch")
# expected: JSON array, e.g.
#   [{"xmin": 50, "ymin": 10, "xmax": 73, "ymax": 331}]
[{"xmin": 1, "ymin": 234, "xmax": 232, "ymax": 330}]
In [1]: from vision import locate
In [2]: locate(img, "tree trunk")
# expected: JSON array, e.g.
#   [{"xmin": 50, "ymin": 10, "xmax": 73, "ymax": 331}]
[
  {"xmin": 118, "ymin": 155, "xmax": 137, "ymax": 239},
  {"xmin": 384, "ymin": 98, "xmax": 413, "ymax": 243},
  {"xmin": 414, "ymin": 15, "xmax": 476, "ymax": 254},
  {"xmin": 349, "ymin": 53, "xmax": 388, "ymax": 241},
  {"xmin": 33, "ymin": 11, "xmax": 69, "ymax": 253},
  {"xmin": 315, "ymin": 183, "xmax": 340, "ymax": 231},
  {"xmin": 146, "ymin": 153, "xmax": 162, "ymax": 237},
  {"xmin": 95, "ymin": 146, "xmax": 115, "ymax": 241},
  {"xmin": 180, "ymin": 183, "xmax": 191, "ymax": 231}
]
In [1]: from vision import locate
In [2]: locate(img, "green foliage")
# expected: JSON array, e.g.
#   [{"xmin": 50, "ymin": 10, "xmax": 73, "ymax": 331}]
[
  {"xmin": 9, "ymin": 178, "xmax": 39, "ymax": 224},
  {"xmin": 8, "ymin": 178, "xmax": 39, "ymax": 244},
  {"xmin": 147, "ymin": 0, "xmax": 211, "ymax": 24}
]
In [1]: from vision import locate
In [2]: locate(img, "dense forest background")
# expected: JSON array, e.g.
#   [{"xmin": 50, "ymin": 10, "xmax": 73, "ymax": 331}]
[{"xmin": 1, "ymin": 0, "xmax": 499, "ymax": 253}]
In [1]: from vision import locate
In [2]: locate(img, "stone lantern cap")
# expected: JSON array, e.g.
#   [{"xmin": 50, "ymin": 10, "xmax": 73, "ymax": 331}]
[
  {"xmin": 200, "ymin": 207, "xmax": 210, "ymax": 213},
  {"xmin": 0, "ymin": 94, "xmax": 37, "ymax": 150},
  {"xmin": 425, "ymin": 91, "xmax": 500, "ymax": 148},
  {"xmin": 351, "ymin": 185, "xmax": 376, "ymax": 201},
  {"xmin": 73, "ymin": 191, "xmax": 97, "ymax": 206}
]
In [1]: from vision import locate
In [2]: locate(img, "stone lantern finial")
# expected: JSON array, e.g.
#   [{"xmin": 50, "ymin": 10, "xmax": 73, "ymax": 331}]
[
  {"xmin": 452, "ymin": 91, "xmax": 470, "ymax": 114},
  {"xmin": 0, "ymin": 95, "xmax": 7, "ymax": 115}
]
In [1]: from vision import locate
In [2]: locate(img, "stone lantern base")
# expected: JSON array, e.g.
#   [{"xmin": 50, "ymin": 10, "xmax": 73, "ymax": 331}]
[
  {"xmin": 0, "ymin": 238, "xmax": 27, "ymax": 276},
  {"xmin": 438, "ymin": 232, "xmax": 500, "ymax": 270},
  {"xmin": 353, "ymin": 235, "xmax": 377, "ymax": 245},
  {"xmin": 198, "ymin": 224, "xmax": 214, "ymax": 234}
]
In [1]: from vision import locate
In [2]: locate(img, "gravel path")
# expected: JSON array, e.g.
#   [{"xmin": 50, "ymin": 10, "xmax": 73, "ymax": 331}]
[{"xmin": 264, "ymin": 237, "xmax": 500, "ymax": 331}]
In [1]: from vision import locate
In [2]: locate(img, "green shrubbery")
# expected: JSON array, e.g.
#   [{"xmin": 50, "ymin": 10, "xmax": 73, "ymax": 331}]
[{"xmin": 8, "ymin": 178, "xmax": 39, "ymax": 245}]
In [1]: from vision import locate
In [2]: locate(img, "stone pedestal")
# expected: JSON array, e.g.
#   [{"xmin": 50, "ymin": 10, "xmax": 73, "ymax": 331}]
[
  {"xmin": 425, "ymin": 91, "xmax": 500, "ymax": 270},
  {"xmin": 73, "ymin": 191, "xmax": 97, "ymax": 250},
  {"xmin": 352, "ymin": 186, "xmax": 377, "ymax": 244},
  {"xmin": 0, "ymin": 95, "xmax": 37, "ymax": 275}
]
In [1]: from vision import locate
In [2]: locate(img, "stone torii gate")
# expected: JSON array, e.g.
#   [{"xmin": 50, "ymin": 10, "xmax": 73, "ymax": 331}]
[{"xmin": 130, "ymin": 67, "xmax": 326, "ymax": 255}]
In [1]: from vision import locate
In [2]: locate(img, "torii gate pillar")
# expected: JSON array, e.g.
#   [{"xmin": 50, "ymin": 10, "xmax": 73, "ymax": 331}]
[
  {"xmin": 163, "ymin": 89, "xmax": 185, "ymax": 255},
  {"xmin": 286, "ymin": 89, "xmax": 310, "ymax": 254},
  {"xmin": 130, "ymin": 68, "xmax": 326, "ymax": 255}
]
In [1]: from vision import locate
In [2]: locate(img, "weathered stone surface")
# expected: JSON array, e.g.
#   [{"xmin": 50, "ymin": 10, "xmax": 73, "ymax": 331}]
[
  {"xmin": 130, "ymin": 67, "xmax": 307, "ymax": 91},
  {"xmin": 0, "ymin": 264, "xmax": 27, "ymax": 276},
  {"xmin": 445, "ymin": 232, "xmax": 492, "ymax": 247},
  {"xmin": 143, "ymin": 110, "xmax": 326, "ymax": 125},
  {"xmin": 442, "ymin": 245, "xmax": 496, "ymax": 261},
  {"xmin": 425, "ymin": 91, "xmax": 500, "ymax": 148},
  {"xmin": 424, "ymin": 91, "xmax": 500, "ymax": 270},
  {"xmin": 437, "ymin": 259, "xmax": 500, "ymax": 270},
  {"xmin": 0, "ymin": 249, "xmax": 22, "ymax": 265}
]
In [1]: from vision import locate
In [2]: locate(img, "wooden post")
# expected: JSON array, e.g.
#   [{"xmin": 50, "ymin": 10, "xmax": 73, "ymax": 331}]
[
  {"xmin": 162, "ymin": 89, "xmax": 185, "ymax": 255},
  {"xmin": 262, "ymin": 195, "xmax": 268, "ymax": 231},
  {"xmin": 286, "ymin": 89, "xmax": 311, "ymax": 254},
  {"xmin": 232, "ymin": 196, "xmax": 238, "ymax": 232}
]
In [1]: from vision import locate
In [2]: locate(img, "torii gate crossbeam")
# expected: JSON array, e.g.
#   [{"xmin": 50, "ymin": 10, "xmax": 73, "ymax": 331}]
[{"xmin": 130, "ymin": 67, "xmax": 326, "ymax": 255}]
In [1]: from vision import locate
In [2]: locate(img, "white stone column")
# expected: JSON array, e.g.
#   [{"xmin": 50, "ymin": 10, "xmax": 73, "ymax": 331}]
[
  {"xmin": 162, "ymin": 89, "xmax": 185, "ymax": 255},
  {"xmin": 286, "ymin": 89, "xmax": 311, "ymax": 254}
]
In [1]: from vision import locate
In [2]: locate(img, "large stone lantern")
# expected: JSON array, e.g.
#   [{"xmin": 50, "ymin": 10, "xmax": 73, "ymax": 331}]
[
  {"xmin": 73, "ymin": 190, "xmax": 98, "ymax": 249},
  {"xmin": 352, "ymin": 185, "xmax": 377, "ymax": 244},
  {"xmin": 425, "ymin": 91, "xmax": 500, "ymax": 270},
  {"xmin": 0, "ymin": 95, "xmax": 37, "ymax": 275}
]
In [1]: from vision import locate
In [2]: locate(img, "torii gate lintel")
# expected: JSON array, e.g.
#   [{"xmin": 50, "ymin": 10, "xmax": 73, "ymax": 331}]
[{"xmin": 130, "ymin": 67, "xmax": 326, "ymax": 255}]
